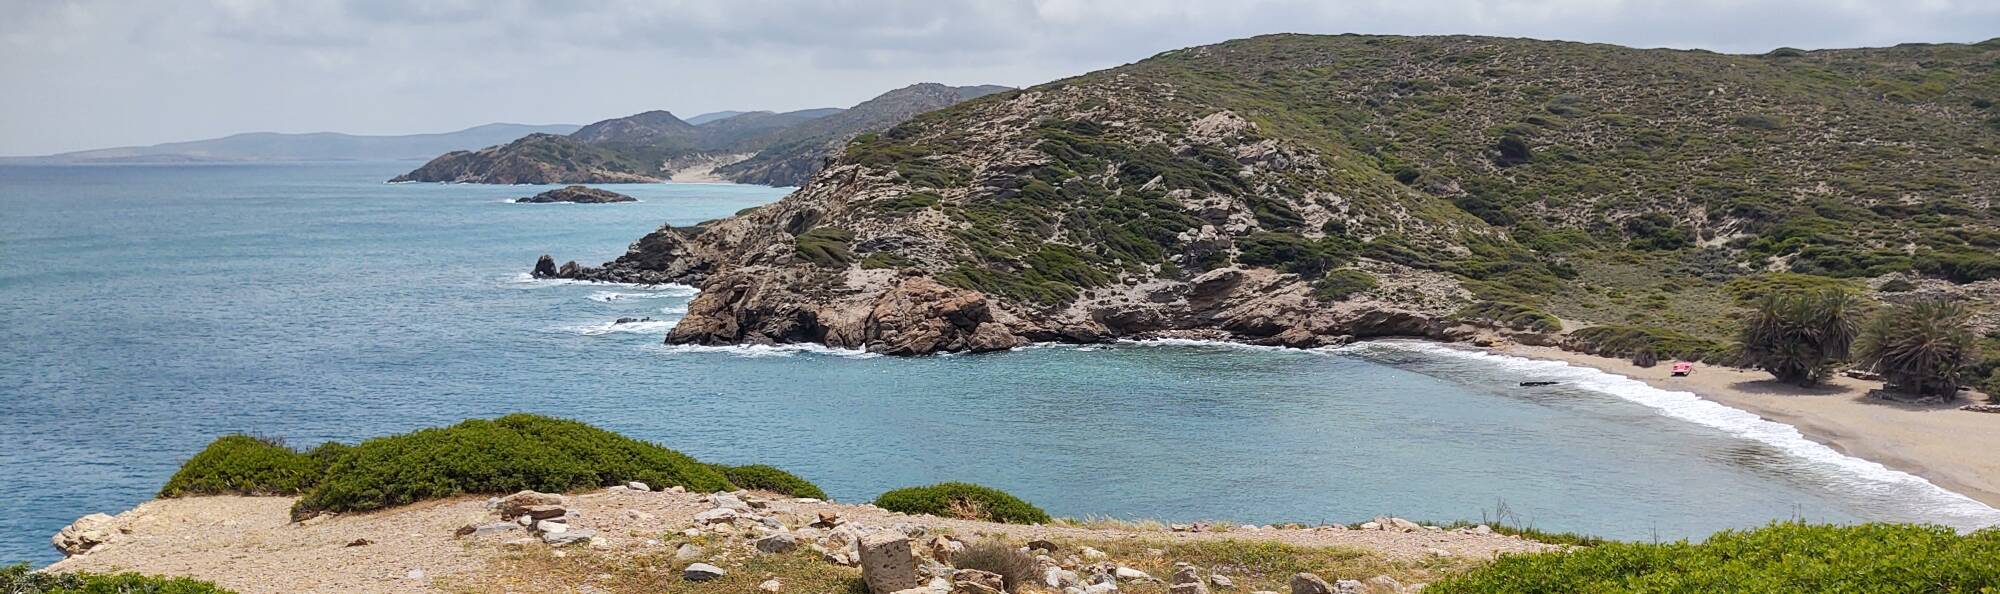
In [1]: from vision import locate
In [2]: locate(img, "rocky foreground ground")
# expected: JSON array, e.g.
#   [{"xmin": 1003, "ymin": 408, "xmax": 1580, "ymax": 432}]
[{"xmin": 47, "ymin": 486, "xmax": 1552, "ymax": 594}]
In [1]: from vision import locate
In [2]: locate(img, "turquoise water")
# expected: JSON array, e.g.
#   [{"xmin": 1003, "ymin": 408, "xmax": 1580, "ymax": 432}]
[{"xmin": 3, "ymin": 162, "xmax": 1994, "ymax": 566}]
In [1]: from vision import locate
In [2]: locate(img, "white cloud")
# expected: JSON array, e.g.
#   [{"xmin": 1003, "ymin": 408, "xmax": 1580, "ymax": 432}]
[{"xmin": 0, "ymin": 0, "xmax": 1994, "ymax": 155}]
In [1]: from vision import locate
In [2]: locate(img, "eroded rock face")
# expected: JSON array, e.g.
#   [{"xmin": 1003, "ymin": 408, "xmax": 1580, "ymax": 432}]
[
  {"xmin": 664, "ymin": 273, "xmax": 1025, "ymax": 355},
  {"xmin": 53, "ymin": 513, "xmax": 117, "ymax": 557}
]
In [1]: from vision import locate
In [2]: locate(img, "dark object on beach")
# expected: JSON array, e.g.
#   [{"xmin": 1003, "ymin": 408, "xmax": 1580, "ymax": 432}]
[{"xmin": 1520, "ymin": 381, "xmax": 1561, "ymax": 387}]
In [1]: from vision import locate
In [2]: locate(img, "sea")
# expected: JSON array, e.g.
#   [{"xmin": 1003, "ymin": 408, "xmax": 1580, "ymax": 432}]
[{"xmin": 3, "ymin": 162, "xmax": 1995, "ymax": 566}]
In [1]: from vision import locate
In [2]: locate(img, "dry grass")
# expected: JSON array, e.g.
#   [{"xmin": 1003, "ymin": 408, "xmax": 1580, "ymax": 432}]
[{"xmin": 1057, "ymin": 537, "xmax": 1479, "ymax": 592}]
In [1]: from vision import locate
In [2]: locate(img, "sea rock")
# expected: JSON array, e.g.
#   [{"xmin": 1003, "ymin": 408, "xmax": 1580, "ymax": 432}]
[
  {"xmin": 684, "ymin": 563, "xmax": 728, "ymax": 582},
  {"xmin": 514, "ymin": 185, "xmax": 638, "ymax": 204},
  {"xmin": 532, "ymin": 255, "xmax": 559, "ymax": 278},
  {"xmin": 859, "ymin": 531, "xmax": 920, "ymax": 594},
  {"xmin": 52, "ymin": 513, "xmax": 117, "ymax": 557}
]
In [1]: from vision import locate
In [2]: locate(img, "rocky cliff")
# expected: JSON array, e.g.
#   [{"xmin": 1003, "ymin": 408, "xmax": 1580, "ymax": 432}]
[{"xmin": 541, "ymin": 34, "xmax": 2000, "ymax": 355}]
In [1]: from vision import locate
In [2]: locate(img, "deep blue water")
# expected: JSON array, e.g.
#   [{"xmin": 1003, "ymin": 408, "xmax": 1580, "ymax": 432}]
[{"xmin": 3, "ymin": 162, "xmax": 1995, "ymax": 566}]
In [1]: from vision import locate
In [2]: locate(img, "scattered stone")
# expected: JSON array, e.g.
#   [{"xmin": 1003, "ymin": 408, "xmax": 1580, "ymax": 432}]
[
  {"xmin": 675, "ymin": 543, "xmax": 704, "ymax": 560},
  {"xmin": 52, "ymin": 513, "xmax": 117, "ymax": 557},
  {"xmin": 345, "ymin": 538, "xmax": 373, "ymax": 547},
  {"xmin": 812, "ymin": 511, "xmax": 844, "ymax": 528},
  {"xmin": 544, "ymin": 528, "xmax": 597, "ymax": 546},
  {"xmin": 1044, "ymin": 567, "xmax": 1081, "ymax": 589},
  {"xmin": 694, "ymin": 508, "xmax": 741, "ymax": 525},
  {"xmin": 928, "ymin": 535, "xmax": 965, "ymax": 560},
  {"xmin": 1471, "ymin": 524, "xmax": 1493, "ymax": 535},
  {"xmin": 859, "ymin": 531, "xmax": 920, "ymax": 594},
  {"xmin": 520, "ymin": 504, "xmax": 568, "ymax": 521},
  {"xmin": 1115, "ymin": 566, "xmax": 1154, "ymax": 581},
  {"xmin": 710, "ymin": 492, "xmax": 751, "ymax": 511},
  {"xmin": 1358, "ymin": 522, "xmax": 1381, "ymax": 531},
  {"xmin": 1364, "ymin": 575, "xmax": 1404, "ymax": 593},
  {"xmin": 954, "ymin": 568, "xmax": 1007, "ymax": 593},
  {"xmin": 625, "ymin": 481, "xmax": 651, "ymax": 491},
  {"xmin": 1334, "ymin": 580, "xmax": 1365, "ymax": 594},
  {"xmin": 1027, "ymin": 539, "xmax": 1059, "ymax": 553},
  {"xmin": 535, "ymin": 520, "xmax": 568, "ymax": 534},
  {"xmin": 1290, "ymin": 572, "xmax": 1334, "ymax": 594},
  {"xmin": 624, "ymin": 509, "xmax": 656, "ymax": 522},
  {"xmin": 1084, "ymin": 583, "xmax": 1119, "ymax": 594},
  {"xmin": 1425, "ymin": 548, "xmax": 1453, "ymax": 558},
  {"xmin": 1211, "ymin": 574, "xmax": 1236, "ymax": 588},
  {"xmin": 759, "ymin": 578, "xmax": 784, "ymax": 592},
  {"xmin": 757, "ymin": 531, "xmax": 800, "ymax": 554},
  {"xmin": 406, "ymin": 568, "xmax": 426, "ymax": 581},
  {"xmin": 684, "ymin": 563, "xmax": 727, "ymax": 582},
  {"xmin": 1081, "ymin": 546, "xmax": 1108, "ymax": 560},
  {"xmin": 456, "ymin": 522, "xmax": 525, "ymax": 539}
]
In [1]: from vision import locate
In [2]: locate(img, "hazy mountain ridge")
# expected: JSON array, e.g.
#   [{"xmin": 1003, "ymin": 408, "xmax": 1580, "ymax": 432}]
[
  {"xmin": 541, "ymin": 34, "xmax": 2000, "ymax": 357},
  {"xmin": 390, "ymin": 84, "xmax": 1010, "ymax": 185},
  {"xmin": 4, "ymin": 123, "xmax": 582, "ymax": 164}
]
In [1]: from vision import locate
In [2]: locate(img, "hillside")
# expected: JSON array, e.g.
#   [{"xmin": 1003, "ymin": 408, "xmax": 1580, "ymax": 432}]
[
  {"xmin": 539, "ymin": 34, "xmax": 2000, "ymax": 362},
  {"xmin": 390, "ymin": 84, "xmax": 1007, "ymax": 185},
  {"xmin": 3, "ymin": 123, "xmax": 580, "ymax": 164}
]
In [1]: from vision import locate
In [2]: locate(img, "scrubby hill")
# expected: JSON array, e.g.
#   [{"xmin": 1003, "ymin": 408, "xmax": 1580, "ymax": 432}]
[
  {"xmin": 542, "ymin": 34, "xmax": 2000, "ymax": 361},
  {"xmin": 390, "ymin": 85, "xmax": 1008, "ymax": 185}
]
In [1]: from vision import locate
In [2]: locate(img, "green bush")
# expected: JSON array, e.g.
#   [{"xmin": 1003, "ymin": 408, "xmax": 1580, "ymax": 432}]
[
  {"xmin": 1429, "ymin": 523, "xmax": 2000, "ymax": 594},
  {"xmin": 873, "ymin": 482, "xmax": 1050, "ymax": 525},
  {"xmin": 794, "ymin": 227, "xmax": 856, "ymax": 267},
  {"xmin": 1739, "ymin": 290, "xmax": 1860, "ymax": 386},
  {"xmin": 1569, "ymin": 325, "xmax": 1734, "ymax": 364},
  {"xmin": 1236, "ymin": 232, "xmax": 1355, "ymax": 278},
  {"xmin": 712, "ymin": 464, "xmax": 828, "ymax": 500},
  {"xmin": 1859, "ymin": 299, "xmax": 1977, "ymax": 398},
  {"xmin": 290, "ymin": 414, "xmax": 733, "ymax": 519},
  {"xmin": 1455, "ymin": 301, "xmax": 1562, "ymax": 332},
  {"xmin": 952, "ymin": 539, "xmax": 1037, "ymax": 592},
  {"xmin": 1312, "ymin": 269, "xmax": 1378, "ymax": 301},
  {"xmin": 1, "ymin": 564, "xmax": 234, "ymax": 594},
  {"xmin": 159, "ymin": 435, "xmax": 344, "ymax": 497}
]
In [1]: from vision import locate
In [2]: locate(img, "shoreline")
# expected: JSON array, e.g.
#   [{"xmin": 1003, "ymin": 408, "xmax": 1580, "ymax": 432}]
[{"xmin": 1490, "ymin": 342, "xmax": 2000, "ymax": 511}]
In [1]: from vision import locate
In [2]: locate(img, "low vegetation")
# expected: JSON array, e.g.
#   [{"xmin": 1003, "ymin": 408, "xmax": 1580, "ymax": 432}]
[
  {"xmin": 1, "ymin": 564, "xmax": 233, "ymax": 594},
  {"xmin": 159, "ymin": 414, "xmax": 821, "ymax": 521},
  {"xmin": 1429, "ymin": 522, "xmax": 2000, "ymax": 593},
  {"xmin": 951, "ymin": 539, "xmax": 1037, "ymax": 592},
  {"xmin": 872, "ymin": 482, "xmax": 1050, "ymax": 524},
  {"xmin": 708, "ymin": 464, "xmax": 828, "ymax": 500}
]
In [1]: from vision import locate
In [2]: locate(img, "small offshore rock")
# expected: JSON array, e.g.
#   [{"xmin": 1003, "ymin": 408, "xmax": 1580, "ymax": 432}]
[{"xmin": 684, "ymin": 563, "xmax": 727, "ymax": 582}]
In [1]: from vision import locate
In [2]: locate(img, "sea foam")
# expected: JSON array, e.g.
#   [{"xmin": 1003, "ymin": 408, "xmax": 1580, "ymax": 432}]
[
  {"xmin": 1343, "ymin": 340, "xmax": 2000, "ymax": 531},
  {"xmin": 648, "ymin": 343, "xmax": 880, "ymax": 359}
]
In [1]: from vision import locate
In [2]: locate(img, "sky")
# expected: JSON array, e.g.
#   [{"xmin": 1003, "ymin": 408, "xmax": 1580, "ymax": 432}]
[{"xmin": 2, "ymin": 0, "xmax": 1996, "ymax": 156}]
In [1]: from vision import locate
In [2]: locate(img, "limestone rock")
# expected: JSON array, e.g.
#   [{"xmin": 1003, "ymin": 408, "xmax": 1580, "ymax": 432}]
[
  {"xmin": 860, "ymin": 531, "xmax": 919, "ymax": 594},
  {"xmin": 953, "ymin": 569, "xmax": 1007, "ymax": 594},
  {"xmin": 1290, "ymin": 573, "xmax": 1334, "ymax": 594},
  {"xmin": 497, "ymin": 491, "xmax": 566, "ymax": 520},
  {"xmin": 52, "ymin": 513, "xmax": 117, "ymax": 557},
  {"xmin": 757, "ymin": 531, "xmax": 800, "ymax": 554},
  {"xmin": 684, "ymin": 563, "xmax": 727, "ymax": 582}
]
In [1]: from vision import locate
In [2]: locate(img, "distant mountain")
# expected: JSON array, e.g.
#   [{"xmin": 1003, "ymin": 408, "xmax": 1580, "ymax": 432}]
[
  {"xmin": 390, "ymin": 85, "xmax": 1008, "ymax": 185},
  {"xmin": 716, "ymin": 84, "xmax": 1012, "ymax": 186},
  {"xmin": 6, "ymin": 123, "xmax": 581, "ymax": 164},
  {"xmin": 685, "ymin": 111, "xmax": 747, "ymax": 125}
]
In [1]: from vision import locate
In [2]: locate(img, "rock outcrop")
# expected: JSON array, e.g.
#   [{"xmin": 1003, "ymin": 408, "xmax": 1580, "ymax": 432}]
[{"xmin": 513, "ymin": 185, "xmax": 638, "ymax": 204}]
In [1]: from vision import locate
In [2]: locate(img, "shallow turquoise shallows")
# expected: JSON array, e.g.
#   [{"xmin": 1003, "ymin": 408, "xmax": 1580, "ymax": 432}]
[{"xmin": 2, "ymin": 162, "xmax": 1993, "ymax": 566}]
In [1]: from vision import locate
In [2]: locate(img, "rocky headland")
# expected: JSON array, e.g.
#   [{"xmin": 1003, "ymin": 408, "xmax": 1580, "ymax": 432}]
[{"xmin": 514, "ymin": 185, "xmax": 639, "ymax": 204}]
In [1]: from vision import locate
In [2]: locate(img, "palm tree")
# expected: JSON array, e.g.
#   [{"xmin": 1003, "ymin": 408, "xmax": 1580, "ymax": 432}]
[
  {"xmin": 1739, "ymin": 289, "xmax": 1859, "ymax": 386},
  {"xmin": 1858, "ymin": 299, "xmax": 1975, "ymax": 398}
]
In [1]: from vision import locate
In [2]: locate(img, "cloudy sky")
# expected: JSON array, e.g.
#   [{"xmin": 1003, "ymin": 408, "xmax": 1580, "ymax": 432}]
[{"xmin": 2, "ymin": 0, "xmax": 1995, "ymax": 156}]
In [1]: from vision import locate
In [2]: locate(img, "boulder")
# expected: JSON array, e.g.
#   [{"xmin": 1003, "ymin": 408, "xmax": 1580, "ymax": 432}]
[
  {"xmin": 859, "ymin": 531, "xmax": 920, "ymax": 594},
  {"xmin": 757, "ymin": 531, "xmax": 800, "ymax": 554},
  {"xmin": 497, "ymin": 491, "xmax": 566, "ymax": 520},
  {"xmin": 557, "ymin": 260, "xmax": 580, "ymax": 278},
  {"xmin": 675, "ymin": 543, "xmax": 704, "ymax": 560},
  {"xmin": 52, "ymin": 513, "xmax": 117, "ymax": 557},
  {"xmin": 684, "ymin": 563, "xmax": 728, "ymax": 582},
  {"xmin": 1291, "ymin": 573, "xmax": 1334, "ymax": 594},
  {"xmin": 1334, "ymin": 580, "xmax": 1365, "ymax": 594},
  {"xmin": 519, "ymin": 504, "xmax": 567, "ymax": 521},
  {"xmin": 625, "ymin": 481, "xmax": 651, "ymax": 491},
  {"xmin": 532, "ymin": 255, "xmax": 559, "ymax": 278}
]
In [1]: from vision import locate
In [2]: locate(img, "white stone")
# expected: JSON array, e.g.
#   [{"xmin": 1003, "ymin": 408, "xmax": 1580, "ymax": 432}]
[
  {"xmin": 626, "ymin": 481, "xmax": 651, "ymax": 492},
  {"xmin": 1115, "ymin": 567, "xmax": 1153, "ymax": 581},
  {"xmin": 684, "ymin": 563, "xmax": 727, "ymax": 581}
]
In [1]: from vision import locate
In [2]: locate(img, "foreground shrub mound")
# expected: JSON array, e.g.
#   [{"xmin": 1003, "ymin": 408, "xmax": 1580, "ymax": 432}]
[
  {"xmin": 293, "ymin": 414, "xmax": 732, "ymax": 518},
  {"xmin": 874, "ymin": 482, "xmax": 1049, "ymax": 524},
  {"xmin": 158, "ymin": 435, "xmax": 343, "ymax": 497},
  {"xmin": 1429, "ymin": 522, "xmax": 2000, "ymax": 593},
  {"xmin": 1, "ymin": 564, "xmax": 234, "ymax": 593},
  {"xmin": 712, "ymin": 464, "xmax": 828, "ymax": 500}
]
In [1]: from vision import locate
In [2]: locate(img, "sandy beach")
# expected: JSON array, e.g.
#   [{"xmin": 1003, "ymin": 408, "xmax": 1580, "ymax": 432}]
[{"xmin": 1496, "ymin": 343, "xmax": 2000, "ymax": 509}]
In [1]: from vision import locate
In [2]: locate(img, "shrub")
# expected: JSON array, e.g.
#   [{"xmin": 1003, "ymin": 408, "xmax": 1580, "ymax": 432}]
[
  {"xmin": 1311, "ymin": 269, "xmax": 1378, "ymax": 301},
  {"xmin": 794, "ymin": 227, "xmax": 856, "ymax": 268},
  {"xmin": 1877, "ymin": 278, "xmax": 1917, "ymax": 292},
  {"xmin": 712, "ymin": 464, "xmax": 828, "ymax": 500},
  {"xmin": 1623, "ymin": 213, "xmax": 1694, "ymax": 251},
  {"xmin": 1739, "ymin": 289, "xmax": 1859, "ymax": 386},
  {"xmin": 873, "ymin": 482, "xmax": 1049, "ymax": 525},
  {"xmin": 952, "ymin": 539, "xmax": 1037, "ymax": 592},
  {"xmin": 0, "ymin": 564, "xmax": 234, "ymax": 593},
  {"xmin": 1428, "ymin": 522, "xmax": 2000, "ymax": 594},
  {"xmin": 159, "ymin": 435, "xmax": 342, "ymax": 497},
  {"xmin": 1236, "ymin": 232, "xmax": 1354, "ymax": 278},
  {"xmin": 1631, "ymin": 348, "xmax": 1659, "ymax": 368},
  {"xmin": 1455, "ymin": 301, "xmax": 1562, "ymax": 332},
  {"xmin": 1568, "ymin": 325, "xmax": 1734, "ymax": 364},
  {"xmin": 1858, "ymin": 299, "xmax": 1976, "ymax": 398},
  {"xmin": 1493, "ymin": 135, "xmax": 1532, "ymax": 167},
  {"xmin": 290, "ymin": 414, "xmax": 733, "ymax": 519}
]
